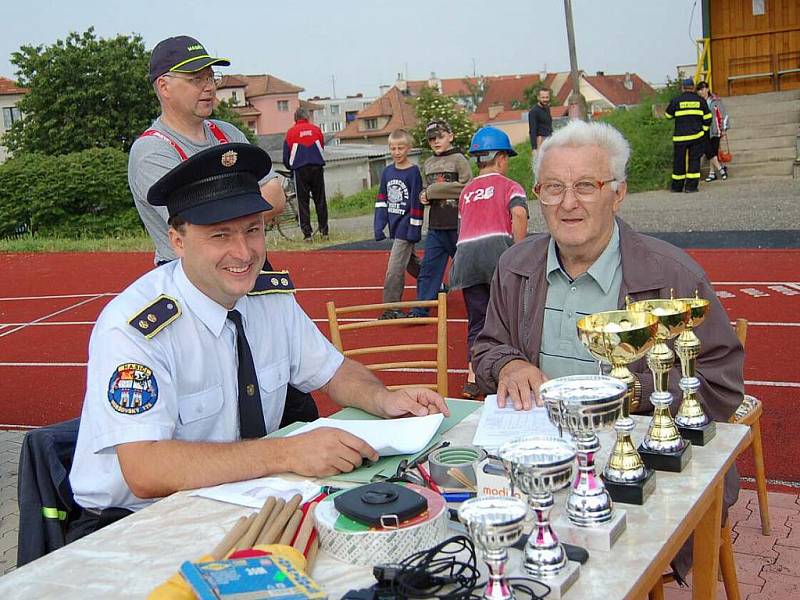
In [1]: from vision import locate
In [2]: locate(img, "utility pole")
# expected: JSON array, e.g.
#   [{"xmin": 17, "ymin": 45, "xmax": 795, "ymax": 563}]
[
  {"xmin": 563, "ymin": 0, "xmax": 587, "ymax": 120},
  {"xmin": 331, "ymin": 75, "xmax": 336, "ymax": 99}
]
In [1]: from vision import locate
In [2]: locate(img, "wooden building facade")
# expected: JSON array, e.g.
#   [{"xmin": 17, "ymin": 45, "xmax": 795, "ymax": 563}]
[{"xmin": 703, "ymin": 0, "xmax": 800, "ymax": 95}]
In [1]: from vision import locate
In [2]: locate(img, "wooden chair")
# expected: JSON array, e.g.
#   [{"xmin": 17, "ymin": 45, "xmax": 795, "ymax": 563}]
[
  {"xmin": 649, "ymin": 318, "xmax": 769, "ymax": 599},
  {"xmin": 731, "ymin": 318, "xmax": 770, "ymax": 536},
  {"xmin": 325, "ymin": 292, "xmax": 448, "ymax": 396}
]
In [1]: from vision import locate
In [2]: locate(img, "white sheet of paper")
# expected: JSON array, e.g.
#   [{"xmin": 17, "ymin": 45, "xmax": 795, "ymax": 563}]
[
  {"xmin": 472, "ymin": 394, "xmax": 563, "ymax": 450},
  {"xmin": 190, "ymin": 476, "xmax": 320, "ymax": 509},
  {"xmin": 286, "ymin": 413, "xmax": 445, "ymax": 456}
]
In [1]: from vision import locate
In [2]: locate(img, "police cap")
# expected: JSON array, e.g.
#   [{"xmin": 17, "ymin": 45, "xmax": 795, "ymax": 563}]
[{"xmin": 147, "ymin": 143, "xmax": 273, "ymax": 225}]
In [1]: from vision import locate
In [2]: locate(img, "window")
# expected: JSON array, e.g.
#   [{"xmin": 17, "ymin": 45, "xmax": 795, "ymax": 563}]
[
  {"xmin": 231, "ymin": 91, "xmax": 238, "ymax": 104},
  {"xmin": 277, "ymin": 100, "xmax": 289, "ymax": 112},
  {"xmin": 319, "ymin": 123, "xmax": 326, "ymax": 133},
  {"xmin": 331, "ymin": 121, "xmax": 341, "ymax": 132},
  {"xmin": 345, "ymin": 110, "xmax": 358, "ymax": 123},
  {"xmin": 247, "ymin": 121, "xmax": 256, "ymax": 132},
  {"xmin": 364, "ymin": 118, "xmax": 378, "ymax": 130},
  {"xmin": 2, "ymin": 107, "xmax": 22, "ymax": 129},
  {"xmin": 330, "ymin": 104, "xmax": 340, "ymax": 115}
]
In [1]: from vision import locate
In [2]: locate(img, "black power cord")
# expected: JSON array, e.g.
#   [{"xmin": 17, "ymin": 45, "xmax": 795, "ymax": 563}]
[{"xmin": 344, "ymin": 535, "xmax": 551, "ymax": 600}]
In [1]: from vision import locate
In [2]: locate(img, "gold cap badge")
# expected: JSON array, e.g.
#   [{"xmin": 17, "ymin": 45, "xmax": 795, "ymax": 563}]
[{"xmin": 221, "ymin": 150, "xmax": 238, "ymax": 168}]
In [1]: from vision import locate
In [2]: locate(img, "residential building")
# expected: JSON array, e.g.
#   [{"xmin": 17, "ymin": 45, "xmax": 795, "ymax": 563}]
[
  {"xmin": 0, "ymin": 77, "xmax": 28, "ymax": 163},
  {"xmin": 216, "ymin": 74, "xmax": 313, "ymax": 135},
  {"xmin": 307, "ymin": 94, "xmax": 375, "ymax": 137},
  {"xmin": 405, "ymin": 70, "xmax": 654, "ymax": 145},
  {"xmin": 335, "ymin": 87, "xmax": 417, "ymax": 146}
]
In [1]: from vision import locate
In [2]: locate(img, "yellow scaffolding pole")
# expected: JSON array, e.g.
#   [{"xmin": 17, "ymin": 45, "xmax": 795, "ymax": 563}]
[{"xmin": 694, "ymin": 38, "xmax": 712, "ymax": 91}]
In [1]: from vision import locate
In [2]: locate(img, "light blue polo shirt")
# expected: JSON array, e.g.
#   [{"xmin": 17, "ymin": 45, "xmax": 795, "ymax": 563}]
[{"xmin": 539, "ymin": 223, "xmax": 622, "ymax": 378}]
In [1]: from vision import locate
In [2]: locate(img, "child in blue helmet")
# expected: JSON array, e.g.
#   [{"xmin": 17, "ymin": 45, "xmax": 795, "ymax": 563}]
[{"xmin": 450, "ymin": 127, "xmax": 530, "ymax": 398}]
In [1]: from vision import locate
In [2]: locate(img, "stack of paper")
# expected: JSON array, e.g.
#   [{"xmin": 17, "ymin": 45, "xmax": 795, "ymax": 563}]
[{"xmin": 472, "ymin": 394, "xmax": 563, "ymax": 450}]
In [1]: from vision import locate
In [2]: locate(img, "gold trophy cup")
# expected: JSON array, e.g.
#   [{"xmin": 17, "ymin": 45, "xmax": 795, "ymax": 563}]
[
  {"xmin": 674, "ymin": 293, "xmax": 716, "ymax": 445},
  {"xmin": 628, "ymin": 296, "xmax": 693, "ymax": 472},
  {"xmin": 577, "ymin": 310, "xmax": 659, "ymax": 505}
]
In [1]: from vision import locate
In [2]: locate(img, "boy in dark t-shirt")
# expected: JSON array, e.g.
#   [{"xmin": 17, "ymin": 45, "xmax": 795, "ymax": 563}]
[{"xmin": 374, "ymin": 129, "xmax": 424, "ymax": 318}]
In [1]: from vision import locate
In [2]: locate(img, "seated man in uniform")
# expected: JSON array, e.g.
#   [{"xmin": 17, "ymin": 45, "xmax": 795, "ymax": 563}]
[
  {"xmin": 472, "ymin": 119, "xmax": 743, "ymax": 577},
  {"xmin": 69, "ymin": 143, "xmax": 449, "ymax": 535}
]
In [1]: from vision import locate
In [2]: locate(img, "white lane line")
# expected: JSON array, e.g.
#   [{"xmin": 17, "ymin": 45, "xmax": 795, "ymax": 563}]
[
  {"xmin": 0, "ymin": 295, "xmax": 108, "ymax": 338},
  {"xmin": 0, "ymin": 292, "xmax": 115, "ymax": 301},
  {"xmin": 0, "ymin": 362, "xmax": 87, "ymax": 367},
  {"xmin": 739, "ymin": 476, "xmax": 800, "ymax": 488},
  {"xmin": 745, "ymin": 380, "xmax": 800, "ymax": 388}
]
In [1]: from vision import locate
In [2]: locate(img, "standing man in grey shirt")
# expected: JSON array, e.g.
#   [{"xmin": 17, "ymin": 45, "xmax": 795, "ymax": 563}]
[
  {"xmin": 128, "ymin": 36, "xmax": 318, "ymax": 429},
  {"xmin": 129, "ymin": 35, "xmax": 285, "ymax": 265}
]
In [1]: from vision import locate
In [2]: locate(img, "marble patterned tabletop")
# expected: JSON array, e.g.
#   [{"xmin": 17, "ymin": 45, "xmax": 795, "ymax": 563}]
[{"xmin": 0, "ymin": 409, "xmax": 749, "ymax": 600}]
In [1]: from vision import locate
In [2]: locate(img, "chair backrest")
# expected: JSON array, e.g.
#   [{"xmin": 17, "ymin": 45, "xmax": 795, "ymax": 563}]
[
  {"xmin": 735, "ymin": 318, "xmax": 747, "ymax": 349},
  {"xmin": 326, "ymin": 292, "xmax": 448, "ymax": 396}
]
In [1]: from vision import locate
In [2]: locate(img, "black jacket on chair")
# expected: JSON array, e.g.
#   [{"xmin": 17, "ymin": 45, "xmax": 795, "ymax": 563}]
[{"xmin": 16, "ymin": 418, "xmax": 81, "ymax": 567}]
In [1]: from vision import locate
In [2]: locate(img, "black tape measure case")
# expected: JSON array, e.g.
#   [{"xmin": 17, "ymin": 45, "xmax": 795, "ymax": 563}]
[{"xmin": 334, "ymin": 483, "xmax": 428, "ymax": 527}]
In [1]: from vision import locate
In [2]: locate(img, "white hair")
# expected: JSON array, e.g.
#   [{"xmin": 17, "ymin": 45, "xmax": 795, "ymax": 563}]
[{"xmin": 534, "ymin": 120, "xmax": 630, "ymax": 189}]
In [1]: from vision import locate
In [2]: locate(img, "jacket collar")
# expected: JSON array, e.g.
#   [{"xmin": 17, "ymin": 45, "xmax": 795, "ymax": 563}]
[{"xmin": 504, "ymin": 218, "xmax": 665, "ymax": 294}]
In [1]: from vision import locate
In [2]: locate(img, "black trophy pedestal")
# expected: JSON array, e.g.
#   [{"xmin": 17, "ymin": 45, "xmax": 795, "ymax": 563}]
[
  {"xmin": 678, "ymin": 420, "xmax": 717, "ymax": 446},
  {"xmin": 638, "ymin": 442, "xmax": 692, "ymax": 473},
  {"xmin": 603, "ymin": 468, "xmax": 657, "ymax": 505}
]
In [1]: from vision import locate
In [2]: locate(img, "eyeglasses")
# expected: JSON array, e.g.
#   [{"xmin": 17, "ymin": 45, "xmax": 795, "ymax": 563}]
[
  {"xmin": 163, "ymin": 71, "xmax": 222, "ymax": 88},
  {"xmin": 533, "ymin": 178, "xmax": 616, "ymax": 205}
]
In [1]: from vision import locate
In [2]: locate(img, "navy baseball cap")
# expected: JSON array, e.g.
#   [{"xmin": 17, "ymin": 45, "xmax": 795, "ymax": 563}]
[
  {"xmin": 149, "ymin": 36, "xmax": 230, "ymax": 84},
  {"xmin": 425, "ymin": 119, "xmax": 452, "ymax": 139},
  {"xmin": 147, "ymin": 144, "xmax": 273, "ymax": 225}
]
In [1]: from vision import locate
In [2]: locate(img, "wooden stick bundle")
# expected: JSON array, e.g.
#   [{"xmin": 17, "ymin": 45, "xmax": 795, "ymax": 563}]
[
  {"xmin": 208, "ymin": 493, "xmax": 320, "ymax": 574},
  {"xmin": 447, "ymin": 468, "xmax": 478, "ymax": 491}
]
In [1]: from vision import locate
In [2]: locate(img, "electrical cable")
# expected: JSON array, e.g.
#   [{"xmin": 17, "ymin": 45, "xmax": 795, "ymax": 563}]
[{"xmin": 369, "ymin": 535, "xmax": 552, "ymax": 599}]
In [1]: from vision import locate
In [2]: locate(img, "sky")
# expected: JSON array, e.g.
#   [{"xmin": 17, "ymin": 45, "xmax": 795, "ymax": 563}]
[{"xmin": 2, "ymin": 0, "xmax": 704, "ymax": 99}]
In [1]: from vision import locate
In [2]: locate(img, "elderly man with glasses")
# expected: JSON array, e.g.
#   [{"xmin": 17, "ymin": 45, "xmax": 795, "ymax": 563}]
[
  {"xmin": 129, "ymin": 36, "xmax": 286, "ymax": 267},
  {"xmin": 472, "ymin": 120, "xmax": 742, "ymax": 417},
  {"xmin": 472, "ymin": 120, "xmax": 744, "ymax": 578}
]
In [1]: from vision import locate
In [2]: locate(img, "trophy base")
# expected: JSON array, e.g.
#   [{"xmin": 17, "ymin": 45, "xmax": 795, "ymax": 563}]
[
  {"xmin": 520, "ymin": 558, "xmax": 580, "ymax": 598},
  {"xmin": 638, "ymin": 442, "xmax": 692, "ymax": 472},
  {"xmin": 678, "ymin": 420, "xmax": 717, "ymax": 446},
  {"xmin": 603, "ymin": 469, "xmax": 657, "ymax": 505},
  {"xmin": 553, "ymin": 509, "xmax": 626, "ymax": 551}
]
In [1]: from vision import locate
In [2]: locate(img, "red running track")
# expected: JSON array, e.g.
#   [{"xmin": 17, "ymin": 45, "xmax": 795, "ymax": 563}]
[{"xmin": 0, "ymin": 250, "xmax": 798, "ymax": 486}]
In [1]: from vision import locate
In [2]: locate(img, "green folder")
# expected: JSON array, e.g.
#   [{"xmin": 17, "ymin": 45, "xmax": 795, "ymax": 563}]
[{"xmin": 267, "ymin": 398, "xmax": 481, "ymax": 483}]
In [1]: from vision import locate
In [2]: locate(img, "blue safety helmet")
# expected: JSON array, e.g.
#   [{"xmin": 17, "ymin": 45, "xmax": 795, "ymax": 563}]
[{"xmin": 469, "ymin": 126, "xmax": 518, "ymax": 157}]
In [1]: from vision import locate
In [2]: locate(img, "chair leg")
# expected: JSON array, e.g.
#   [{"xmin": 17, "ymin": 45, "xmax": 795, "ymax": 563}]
[
  {"xmin": 648, "ymin": 579, "xmax": 665, "ymax": 600},
  {"xmin": 750, "ymin": 420, "xmax": 771, "ymax": 535},
  {"xmin": 719, "ymin": 520, "xmax": 741, "ymax": 600}
]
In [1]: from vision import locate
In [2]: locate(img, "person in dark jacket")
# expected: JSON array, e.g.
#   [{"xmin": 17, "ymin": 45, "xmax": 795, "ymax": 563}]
[
  {"xmin": 665, "ymin": 79, "xmax": 712, "ymax": 193},
  {"xmin": 527, "ymin": 88, "xmax": 553, "ymax": 152},
  {"xmin": 283, "ymin": 108, "xmax": 328, "ymax": 241}
]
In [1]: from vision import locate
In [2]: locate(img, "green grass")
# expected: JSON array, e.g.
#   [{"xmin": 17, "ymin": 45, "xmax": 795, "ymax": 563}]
[
  {"xmin": 0, "ymin": 232, "xmax": 155, "ymax": 252},
  {"xmin": 327, "ymin": 186, "xmax": 379, "ymax": 219}
]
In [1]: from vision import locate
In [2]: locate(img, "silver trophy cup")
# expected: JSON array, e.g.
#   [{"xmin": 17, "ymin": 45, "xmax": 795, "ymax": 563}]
[
  {"xmin": 541, "ymin": 375, "xmax": 626, "ymax": 527},
  {"xmin": 497, "ymin": 436, "xmax": 576, "ymax": 578},
  {"xmin": 459, "ymin": 496, "xmax": 528, "ymax": 600}
]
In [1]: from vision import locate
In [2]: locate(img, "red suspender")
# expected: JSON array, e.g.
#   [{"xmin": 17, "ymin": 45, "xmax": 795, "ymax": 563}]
[
  {"xmin": 207, "ymin": 121, "xmax": 230, "ymax": 144},
  {"xmin": 139, "ymin": 129, "xmax": 189, "ymax": 161},
  {"xmin": 139, "ymin": 121, "xmax": 230, "ymax": 162}
]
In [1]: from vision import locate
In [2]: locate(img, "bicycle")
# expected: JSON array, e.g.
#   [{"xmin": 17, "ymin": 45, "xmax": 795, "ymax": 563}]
[{"xmin": 266, "ymin": 169, "xmax": 302, "ymax": 241}]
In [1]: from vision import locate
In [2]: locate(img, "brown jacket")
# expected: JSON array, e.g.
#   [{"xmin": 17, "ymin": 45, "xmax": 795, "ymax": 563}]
[{"xmin": 473, "ymin": 218, "xmax": 744, "ymax": 423}]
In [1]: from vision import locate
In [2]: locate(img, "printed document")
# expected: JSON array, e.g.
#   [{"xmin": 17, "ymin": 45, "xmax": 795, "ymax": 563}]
[{"xmin": 472, "ymin": 394, "xmax": 563, "ymax": 449}]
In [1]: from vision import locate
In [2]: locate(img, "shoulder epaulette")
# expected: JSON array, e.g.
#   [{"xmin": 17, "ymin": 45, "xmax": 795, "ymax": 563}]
[
  {"xmin": 248, "ymin": 270, "xmax": 296, "ymax": 295},
  {"xmin": 128, "ymin": 295, "xmax": 181, "ymax": 338}
]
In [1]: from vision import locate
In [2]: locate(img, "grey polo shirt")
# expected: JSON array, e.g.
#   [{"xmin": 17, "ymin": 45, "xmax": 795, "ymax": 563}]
[
  {"xmin": 539, "ymin": 222, "xmax": 622, "ymax": 379},
  {"xmin": 128, "ymin": 118, "xmax": 276, "ymax": 264}
]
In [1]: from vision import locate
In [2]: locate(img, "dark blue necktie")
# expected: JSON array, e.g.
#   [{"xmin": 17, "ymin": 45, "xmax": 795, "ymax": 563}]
[{"xmin": 227, "ymin": 310, "xmax": 267, "ymax": 439}]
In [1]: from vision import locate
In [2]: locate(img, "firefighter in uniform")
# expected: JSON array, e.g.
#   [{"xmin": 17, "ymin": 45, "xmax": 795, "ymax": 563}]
[{"xmin": 665, "ymin": 78, "xmax": 712, "ymax": 193}]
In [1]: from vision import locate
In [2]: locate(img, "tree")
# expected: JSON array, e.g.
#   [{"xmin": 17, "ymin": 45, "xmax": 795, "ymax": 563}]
[
  {"xmin": 514, "ymin": 82, "xmax": 563, "ymax": 110},
  {"xmin": 455, "ymin": 77, "xmax": 489, "ymax": 113},
  {"xmin": 211, "ymin": 99, "xmax": 258, "ymax": 144},
  {"xmin": 411, "ymin": 86, "xmax": 475, "ymax": 152},
  {"xmin": 3, "ymin": 28, "xmax": 159, "ymax": 155}
]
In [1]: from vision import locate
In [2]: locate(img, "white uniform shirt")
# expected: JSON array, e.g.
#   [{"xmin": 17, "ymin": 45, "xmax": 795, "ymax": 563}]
[{"xmin": 70, "ymin": 261, "xmax": 343, "ymax": 511}]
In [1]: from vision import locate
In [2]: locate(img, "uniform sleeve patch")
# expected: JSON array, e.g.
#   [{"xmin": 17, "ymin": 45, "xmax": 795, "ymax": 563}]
[
  {"xmin": 108, "ymin": 363, "xmax": 159, "ymax": 415},
  {"xmin": 128, "ymin": 295, "xmax": 181, "ymax": 338},
  {"xmin": 249, "ymin": 270, "xmax": 296, "ymax": 295}
]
